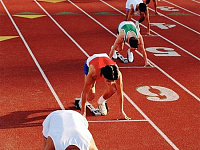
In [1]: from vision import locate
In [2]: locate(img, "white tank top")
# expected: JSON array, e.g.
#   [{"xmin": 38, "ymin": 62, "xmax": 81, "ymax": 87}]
[
  {"xmin": 43, "ymin": 110, "xmax": 92, "ymax": 150},
  {"xmin": 126, "ymin": 0, "xmax": 143, "ymax": 11}
]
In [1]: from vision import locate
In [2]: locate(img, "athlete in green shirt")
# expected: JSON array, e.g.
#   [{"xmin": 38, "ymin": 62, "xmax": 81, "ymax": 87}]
[{"xmin": 109, "ymin": 21, "xmax": 151, "ymax": 67}]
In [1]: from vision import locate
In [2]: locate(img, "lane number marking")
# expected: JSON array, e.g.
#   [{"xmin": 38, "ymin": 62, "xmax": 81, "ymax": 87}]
[
  {"xmin": 150, "ymin": 23, "xmax": 176, "ymax": 29},
  {"xmin": 146, "ymin": 47, "xmax": 181, "ymax": 56},
  {"xmin": 136, "ymin": 86, "xmax": 179, "ymax": 101},
  {"xmin": 157, "ymin": 6, "xmax": 179, "ymax": 11}
]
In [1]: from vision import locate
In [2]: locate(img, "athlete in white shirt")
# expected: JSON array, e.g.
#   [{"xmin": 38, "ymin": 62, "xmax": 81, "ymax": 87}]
[
  {"xmin": 125, "ymin": 0, "xmax": 150, "ymax": 35},
  {"xmin": 43, "ymin": 110, "xmax": 98, "ymax": 150}
]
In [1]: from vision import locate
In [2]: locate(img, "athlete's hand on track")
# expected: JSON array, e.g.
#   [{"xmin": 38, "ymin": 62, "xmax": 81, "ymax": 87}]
[
  {"xmin": 144, "ymin": 62, "xmax": 153, "ymax": 67},
  {"xmin": 122, "ymin": 111, "xmax": 131, "ymax": 120},
  {"xmin": 124, "ymin": 115, "xmax": 131, "ymax": 120}
]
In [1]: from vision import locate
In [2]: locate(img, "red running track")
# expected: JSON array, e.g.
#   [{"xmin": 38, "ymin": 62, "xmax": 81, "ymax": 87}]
[{"xmin": 0, "ymin": 0, "xmax": 200, "ymax": 149}]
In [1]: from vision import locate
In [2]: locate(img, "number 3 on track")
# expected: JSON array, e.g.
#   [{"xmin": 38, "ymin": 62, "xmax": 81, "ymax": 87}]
[{"xmin": 136, "ymin": 86, "xmax": 179, "ymax": 101}]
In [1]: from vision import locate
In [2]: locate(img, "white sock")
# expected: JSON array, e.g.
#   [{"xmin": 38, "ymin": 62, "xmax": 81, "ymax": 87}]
[{"xmin": 98, "ymin": 96, "xmax": 106, "ymax": 104}]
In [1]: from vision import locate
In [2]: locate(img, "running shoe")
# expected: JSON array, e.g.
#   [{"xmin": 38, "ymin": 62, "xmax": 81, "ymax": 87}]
[
  {"xmin": 127, "ymin": 49, "xmax": 134, "ymax": 62},
  {"xmin": 98, "ymin": 101, "xmax": 108, "ymax": 116},
  {"xmin": 111, "ymin": 45, "xmax": 118, "ymax": 59},
  {"xmin": 112, "ymin": 50, "xmax": 118, "ymax": 59},
  {"xmin": 78, "ymin": 98, "xmax": 82, "ymax": 109}
]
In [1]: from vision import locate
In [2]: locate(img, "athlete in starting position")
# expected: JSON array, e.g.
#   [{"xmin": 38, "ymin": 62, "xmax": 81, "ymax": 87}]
[
  {"xmin": 109, "ymin": 21, "xmax": 151, "ymax": 67},
  {"xmin": 79, "ymin": 53, "xmax": 130, "ymax": 120},
  {"xmin": 43, "ymin": 110, "xmax": 98, "ymax": 150},
  {"xmin": 125, "ymin": 0, "xmax": 151, "ymax": 35}
]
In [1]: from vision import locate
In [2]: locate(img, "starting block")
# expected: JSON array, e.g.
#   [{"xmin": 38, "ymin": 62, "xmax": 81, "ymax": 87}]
[
  {"xmin": 75, "ymin": 98, "xmax": 101, "ymax": 116},
  {"xmin": 86, "ymin": 102, "xmax": 101, "ymax": 116},
  {"xmin": 116, "ymin": 52, "xmax": 128, "ymax": 63}
]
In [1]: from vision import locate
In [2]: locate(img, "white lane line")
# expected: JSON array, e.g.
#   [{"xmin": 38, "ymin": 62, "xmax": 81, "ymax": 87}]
[
  {"xmin": 148, "ymin": 7, "xmax": 200, "ymax": 35},
  {"xmin": 89, "ymin": 119, "xmax": 148, "ymax": 123},
  {"xmin": 163, "ymin": 0, "xmax": 200, "ymax": 16},
  {"xmin": 100, "ymin": 0, "xmax": 200, "ymax": 62},
  {"xmin": 192, "ymin": 0, "xmax": 200, "ymax": 4},
  {"xmin": 34, "ymin": 0, "xmax": 90, "ymax": 58},
  {"xmin": 1, "ymin": 0, "xmax": 65, "ymax": 110}
]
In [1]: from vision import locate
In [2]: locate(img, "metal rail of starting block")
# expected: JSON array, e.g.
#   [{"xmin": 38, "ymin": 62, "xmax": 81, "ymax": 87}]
[{"xmin": 75, "ymin": 98, "xmax": 101, "ymax": 116}]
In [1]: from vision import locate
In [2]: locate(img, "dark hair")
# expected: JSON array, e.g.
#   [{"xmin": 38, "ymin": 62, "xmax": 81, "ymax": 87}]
[
  {"xmin": 139, "ymin": 3, "xmax": 147, "ymax": 12},
  {"xmin": 145, "ymin": 0, "xmax": 150, "ymax": 4},
  {"xmin": 100, "ymin": 65, "xmax": 118, "ymax": 80},
  {"xmin": 129, "ymin": 37, "xmax": 138, "ymax": 48}
]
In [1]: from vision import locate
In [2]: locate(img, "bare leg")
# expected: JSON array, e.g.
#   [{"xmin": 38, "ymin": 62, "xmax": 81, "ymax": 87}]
[
  {"xmin": 87, "ymin": 84, "xmax": 96, "ymax": 101},
  {"xmin": 102, "ymin": 83, "xmax": 117, "ymax": 99},
  {"xmin": 84, "ymin": 75, "xmax": 96, "ymax": 101},
  {"xmin": 125, "ymin": 10, "xmax": 129, "ymax": 21}
]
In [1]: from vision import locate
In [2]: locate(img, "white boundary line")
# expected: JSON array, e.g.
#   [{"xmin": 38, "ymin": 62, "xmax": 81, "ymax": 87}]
[
  {"xmin": 148, "ymin": 7, "xmax": 200, "ymax": 35},
  {"xmin": 1, "ymin": 0, "xmax": 65, "ymax": 110},
  {"xmin": 100, "ymin": 0, "xmax": 200, "ymax": 62},
  {"xmin": 34, "ymin": 0, "xmax": 90, "ymax": 58},
  {"xmin": 35, "ymin": 0, "xmax": 180, "ymax": 149},
  {"xmin": 89, "ymin": 119, "xmax": 148, "ymax": 123},
  {"xmin": 192, "ymin": 0, "xmax": 200, "ymax": 4},
  {"xmin": 163, "ymin": 0, "xmax": 200, "ymax": 16}
]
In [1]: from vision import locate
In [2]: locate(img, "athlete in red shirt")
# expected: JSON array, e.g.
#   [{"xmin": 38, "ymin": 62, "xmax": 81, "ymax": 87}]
[{"xmin": 80, "ymin": 53, "xmax": 130, "ymax": 120}]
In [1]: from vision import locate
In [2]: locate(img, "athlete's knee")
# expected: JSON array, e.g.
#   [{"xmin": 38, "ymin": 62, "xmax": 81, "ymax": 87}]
[
  {"xmin": 88, "ymin": 93, "xmax": 95, "ymax": 101},
  {"xmin": 109, "ymin": 85, "xmax": 117, "ymax": 94},
  {"xmin": 87, "ymin": 85, "xmax": 96, "ymax": 101}
]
